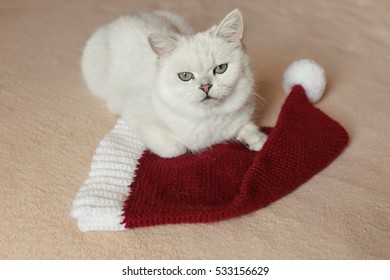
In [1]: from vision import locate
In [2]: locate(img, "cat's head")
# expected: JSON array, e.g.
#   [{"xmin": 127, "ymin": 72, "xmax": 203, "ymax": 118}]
[{"xmin": 148, "ymin": 9, "xmax": 254, "ymax": 118}]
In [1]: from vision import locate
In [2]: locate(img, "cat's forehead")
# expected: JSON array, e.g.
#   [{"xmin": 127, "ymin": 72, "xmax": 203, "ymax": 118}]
[{"xmin": 172, "ymin": 36, "xmax": 238, "ymax": 72}]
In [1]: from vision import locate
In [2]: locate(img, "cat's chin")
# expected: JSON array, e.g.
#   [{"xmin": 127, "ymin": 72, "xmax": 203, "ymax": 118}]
[
  {"xmin": 200, "ymin": 93, "xmax": 229, "ymax": 104},
  {"xmin": 199, "ymin": 97, "xmax": 224, "ymax": 109},
  {"xmin": 201, "ymin": 96, "xmax": 218, "ymax": 102}
]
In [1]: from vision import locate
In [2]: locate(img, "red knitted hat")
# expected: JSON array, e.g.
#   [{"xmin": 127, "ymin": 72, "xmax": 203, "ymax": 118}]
[{"xmin": 72, "ymin": 59, "xmax": 349, "ymax": 231}]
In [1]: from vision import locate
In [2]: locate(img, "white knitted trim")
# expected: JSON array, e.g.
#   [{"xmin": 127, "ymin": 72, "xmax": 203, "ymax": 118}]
[{"xmin": 71, "ymin": 119, "xmax": 145, "ymax": 232}]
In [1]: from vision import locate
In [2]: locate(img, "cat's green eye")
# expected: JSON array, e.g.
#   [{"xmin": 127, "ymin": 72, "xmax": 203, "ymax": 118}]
[
  {"xmin": 178, "ymin": 72, "xmax": 194, "ymax": 82},
  {"xmin": 213, "ymin": 63, "xmax": 228, "ymax": 75}
]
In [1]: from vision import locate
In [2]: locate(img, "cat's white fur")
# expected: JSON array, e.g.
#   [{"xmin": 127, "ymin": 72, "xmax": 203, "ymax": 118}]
[{"xmin": 82, "ymin": 9, "xmax": 266, "ymax": 158}]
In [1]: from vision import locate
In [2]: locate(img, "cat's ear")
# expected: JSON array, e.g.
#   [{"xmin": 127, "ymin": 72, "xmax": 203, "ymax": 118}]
[
  {"xmin": 215, "ymin": 9, "xmax": 244, "ymax": 42},
  {"xmin": 148, "ymin": 33, "xmax": 177, "ymax": 58}
]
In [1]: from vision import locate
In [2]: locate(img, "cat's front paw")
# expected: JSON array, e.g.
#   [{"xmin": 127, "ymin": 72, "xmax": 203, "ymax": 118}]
[
  {"xmin": 154, "ymin": 142, "xmax": 188, "ymax": 158},
  {"xmin": 141, "ymin": 127, "xmax": 188, "ymax": 158},
  {"xmin": 246, "ymin": 132, "xmax": 267, "ymax": 151},
  {"xmin": 237, "ymin": 122, "xmax": 267, "ymax": 151}
]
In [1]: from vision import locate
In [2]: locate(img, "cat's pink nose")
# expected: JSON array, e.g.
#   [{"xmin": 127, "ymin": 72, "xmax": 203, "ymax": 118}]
[{"xmin": 200, "ymin": 84, "xmax": 213, "ymax": 94}]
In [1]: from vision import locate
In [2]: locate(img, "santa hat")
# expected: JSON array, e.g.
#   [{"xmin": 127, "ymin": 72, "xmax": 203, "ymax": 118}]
[{"xmin": 71, "ymin": 59, "xmax": 348, "ymax": 231}]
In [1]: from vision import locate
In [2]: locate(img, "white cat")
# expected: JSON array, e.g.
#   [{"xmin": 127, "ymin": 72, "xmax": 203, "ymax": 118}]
[{"xmin": 82, "ymin": 9, "xmax": 267, "ymax": 158}]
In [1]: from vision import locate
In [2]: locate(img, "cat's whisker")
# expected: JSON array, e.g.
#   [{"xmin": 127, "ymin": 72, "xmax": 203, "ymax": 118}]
[{"xmin": 252, "ymin": 92, "xmax": 269, "ymax": 106}]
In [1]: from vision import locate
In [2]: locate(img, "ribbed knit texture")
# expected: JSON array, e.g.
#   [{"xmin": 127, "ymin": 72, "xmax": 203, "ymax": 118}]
[
  {"xmin": 121, "ymin": 85, "xmax": 349, "ymax": 229},
  {"xmin": 71, "ymin": 119, "xmax": 145, "ymax": 231}
]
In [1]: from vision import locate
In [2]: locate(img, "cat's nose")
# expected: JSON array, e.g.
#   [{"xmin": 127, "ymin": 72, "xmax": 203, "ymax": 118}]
[{"xmin": 199, "ymin": 84, "xmax": 213, "ymax": 94}]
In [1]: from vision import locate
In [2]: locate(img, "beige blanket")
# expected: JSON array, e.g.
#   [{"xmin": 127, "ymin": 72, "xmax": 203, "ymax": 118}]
[{"xmin": 1, "ymin": 0, "xmax": 389, "ymax": 259}]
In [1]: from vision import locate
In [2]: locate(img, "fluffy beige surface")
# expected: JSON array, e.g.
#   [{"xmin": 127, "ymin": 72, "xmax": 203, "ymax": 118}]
[{"xmin": 1, "ymin": 0, "xmax": 389, "ymax": 259}]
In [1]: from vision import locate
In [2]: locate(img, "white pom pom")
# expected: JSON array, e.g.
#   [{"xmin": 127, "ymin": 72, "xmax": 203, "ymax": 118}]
[{"xmin": 283, "ymin": 59, "xmax": 326, "ymax": 103}]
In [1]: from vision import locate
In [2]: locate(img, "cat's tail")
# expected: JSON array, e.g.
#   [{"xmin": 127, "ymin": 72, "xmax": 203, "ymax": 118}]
[{"xmin": 282, "ymin": 59, "xmax": 326, "ymax": 103}]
